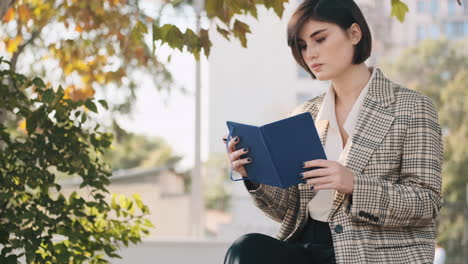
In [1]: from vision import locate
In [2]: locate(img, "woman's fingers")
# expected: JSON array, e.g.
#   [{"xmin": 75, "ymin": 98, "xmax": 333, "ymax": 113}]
[
  {"xmin": 231, "ymin": 157, "xmax": 253, "ymax": 170},
  {"xmin": 303, "ymin": 159, "xmax": 330, "ymax": 168},
  {"xmin": 304, "ymin": 175, "xmax": 333, "ymax": 185},
  {"xmin": 301, "ymin": 168, "xmax": 329, "ymax": 179},
  {"xmin": 227, "ymin": 136, "xmax": 240, "ymax": 153},
  {"xmin": 229, "ymin": 147, "xmax": 249, "ymax": 161}
]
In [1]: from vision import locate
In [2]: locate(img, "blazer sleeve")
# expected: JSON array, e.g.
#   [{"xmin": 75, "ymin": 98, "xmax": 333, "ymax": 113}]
[
  {"xmin": 245, "ymin": 182, "xmax": 296, "ymax": 223},
  {"xmin": 344, "ymin": 96, "xmax": 443, "ymax": 227}
]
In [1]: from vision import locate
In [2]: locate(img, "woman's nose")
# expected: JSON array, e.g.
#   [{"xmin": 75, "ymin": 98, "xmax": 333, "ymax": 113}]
[{"xmin": 304, "ymin": 45, "xmax": 318, "ymax": 61}]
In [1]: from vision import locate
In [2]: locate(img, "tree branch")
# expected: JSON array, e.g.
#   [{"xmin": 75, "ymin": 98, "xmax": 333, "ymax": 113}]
[
  {"xmin": 10, "ymin": 31, "xmax": 40, "ymax": 73},
  {"xmin": 0, "ymin": 0, "xmax": 15, "ymax": 20}
]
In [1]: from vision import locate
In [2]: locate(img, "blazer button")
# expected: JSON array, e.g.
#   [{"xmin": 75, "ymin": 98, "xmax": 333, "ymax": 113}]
[
  {"xmin": 358, "ymin": 211, "xmax": 365, "ymax": 217},
  {"xmin": 374, "ymin": 216, "xmax": 380, "ymax": 222},
  {"xmin": 334, "ymin": 225, "xmax": 343, "ymax": 234}
]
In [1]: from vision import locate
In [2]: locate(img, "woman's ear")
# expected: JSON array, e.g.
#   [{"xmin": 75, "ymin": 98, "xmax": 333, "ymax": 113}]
[{"xmin": 347, "ymin": 23, "xmax": 362, "ymax": 45}]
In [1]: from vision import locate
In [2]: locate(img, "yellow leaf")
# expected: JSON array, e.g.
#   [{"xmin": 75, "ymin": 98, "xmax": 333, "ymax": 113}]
[
  {"xmin": 95, "ymin": 74, "xmax": 105, "ymax": 84},
  {"xmin": 18, "ymin": 120, "xmax": 27, "ymax": 134},
  {"xmin": 18, "ymin": 5, "xmax": 31, "ymax": 23},
  {"xmin": 2, "ymin": 8, "xmax": 15, "ymax": 22},
  {"xmin": 6, "ymin": 36, "xmax": 23, "ymax": 54},
  {"xmin": 391, "ymin": 0, "xmax": 409, "ymax": 23},
  {"xmin": 64, "ymin": 85, "xmax": 95, "ymax": 102}
]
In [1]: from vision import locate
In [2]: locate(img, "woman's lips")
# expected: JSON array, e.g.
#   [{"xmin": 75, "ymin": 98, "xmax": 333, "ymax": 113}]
[{"xmin": 310, "ymin": 64, "xmax": 323, "ymax": 71}]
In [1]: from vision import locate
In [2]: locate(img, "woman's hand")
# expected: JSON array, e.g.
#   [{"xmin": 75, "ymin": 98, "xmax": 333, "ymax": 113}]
[
  {"xmin": 222, "ymin": 135, "xmax": 252, "ymax": 177},
  {"xmin": 301, "ymin": 159, "xmax": 354, "ymax": 194}
]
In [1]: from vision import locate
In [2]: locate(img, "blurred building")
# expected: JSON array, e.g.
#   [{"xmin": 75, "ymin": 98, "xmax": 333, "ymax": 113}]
[
  {"xmin": 60, "ymin": 166, "xmax": 191, "ymax": 239},
  {"xmin": 388, "ymin": 0, "xmax": 468, "ymax": 56}
]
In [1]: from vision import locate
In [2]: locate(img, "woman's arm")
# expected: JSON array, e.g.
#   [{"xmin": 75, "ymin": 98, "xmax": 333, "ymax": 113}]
[
  {"xmin": 245, "ymin": 181, "xmax": 297, "ymax": 223},
  {"xmin": 344, "ymin": 96, "xmax": 443, "ymax": 227}
]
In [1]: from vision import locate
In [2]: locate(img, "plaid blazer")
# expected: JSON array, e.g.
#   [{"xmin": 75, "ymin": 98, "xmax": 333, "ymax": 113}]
[{"xmin": 247, "ymin": 68, "xmax": 443, "ymax": 263}]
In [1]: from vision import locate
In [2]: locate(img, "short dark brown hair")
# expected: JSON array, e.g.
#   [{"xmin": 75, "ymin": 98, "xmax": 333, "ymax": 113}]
[{"xmin": 287, "ymin": 0, "xmax": 372, "ymax": 79}]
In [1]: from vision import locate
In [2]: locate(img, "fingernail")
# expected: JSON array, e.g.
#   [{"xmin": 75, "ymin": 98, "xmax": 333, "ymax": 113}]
[
  {"xmin": 310, "ymin": 186, "xmax": 314, "ymax": 190},
  {"xmin": 301, "ymin": 179, "xmax": 307, "ymax": 184},
  {"xmin": 222, "ymin": 138, "xmax": 227, "ymax": 142},
  {"xmin": 299, "ymin": 173, "xmax": 304, "ymax": 179},
  {"xmin": 243, "ymin": 147, "xmax": 248, "ymax": 152},
  {"xmin": 301, "ymin": 162, "xmax": 306, "ymax": 168},
  {"xmin": 247, "ymin": 157, "xmax": 252, "ymax": 162},
  {"xmin": 234, "ymin": 137, "xmax": 239, "ymax": 142}
]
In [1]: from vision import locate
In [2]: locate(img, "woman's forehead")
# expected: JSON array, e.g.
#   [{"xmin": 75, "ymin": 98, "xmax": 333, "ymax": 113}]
[{"xmin": 298, "ymin": 20, "xmax": 336, "ymax": 40}]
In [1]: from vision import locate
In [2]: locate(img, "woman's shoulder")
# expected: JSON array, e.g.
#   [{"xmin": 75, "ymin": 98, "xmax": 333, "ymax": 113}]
[
  {"xmin": 392, "ymin": 83, "xmax": 438, "ymax": 116},
  {"xmin": 288, "ymin": 93, "xmax": 326, "ymax": 117}
]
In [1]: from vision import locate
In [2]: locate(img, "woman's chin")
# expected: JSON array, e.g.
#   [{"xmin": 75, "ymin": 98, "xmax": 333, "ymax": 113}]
[{"xmin": 314, "ymin": 72, "xmax": 331, "ymax": 81}]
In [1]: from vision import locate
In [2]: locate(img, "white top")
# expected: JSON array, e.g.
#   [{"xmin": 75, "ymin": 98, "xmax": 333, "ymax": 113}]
[
  {"xmin": 433, "ymin": 247, "xmax": 446, "ymax": 264},
  {"xmin": 307, "ymin": 68, "xmax": 376, "ymax": 222}
]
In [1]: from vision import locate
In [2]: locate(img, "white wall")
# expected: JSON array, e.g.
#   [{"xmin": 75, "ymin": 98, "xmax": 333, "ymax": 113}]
[
  {"xmin": 113, "ymin": 240, "xmax": 231, "ymax": 264},
  {"xmin": 207, "ymin": 2, "xmax": 328, "ymax": 156}
]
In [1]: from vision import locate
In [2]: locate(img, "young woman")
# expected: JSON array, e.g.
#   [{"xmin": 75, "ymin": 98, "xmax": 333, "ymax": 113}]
[{"xmin": 222, "ymin": 0, "xmax": 443, "ymax": 263}]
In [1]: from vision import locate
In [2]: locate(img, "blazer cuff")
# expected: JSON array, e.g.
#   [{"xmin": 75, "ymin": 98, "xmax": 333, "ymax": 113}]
[
  {"xmin": 244, "ymin": 179, "xmax": 261, "ymax": 191},
  {"xmin": 344, "ymin": 172, "xmax": 384, "ymax": 225}
]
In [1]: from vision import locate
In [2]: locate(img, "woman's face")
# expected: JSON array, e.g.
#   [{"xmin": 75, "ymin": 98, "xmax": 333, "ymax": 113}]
[{"xmin": 298, "ymin": 20, "xmax": 359, "ymax": 81}]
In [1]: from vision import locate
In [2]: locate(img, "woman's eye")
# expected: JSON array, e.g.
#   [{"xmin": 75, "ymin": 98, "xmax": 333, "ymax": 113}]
[
  {"xmin": 299, "ymin": 44, "xmax": 306, "ymax": 50},
  {"xmin": 316, "ymin": 37, "xmax": 326, "ymax": 43}
]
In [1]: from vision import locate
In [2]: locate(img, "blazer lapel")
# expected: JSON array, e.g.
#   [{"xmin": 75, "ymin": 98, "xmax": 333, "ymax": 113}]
[
  {"xmin": 315, "ymin": 119, "xmax": 329, "ymax": 146},
  {"xmin": 331, "ymin": 69, "xmax": 397, "ymax": 213}
]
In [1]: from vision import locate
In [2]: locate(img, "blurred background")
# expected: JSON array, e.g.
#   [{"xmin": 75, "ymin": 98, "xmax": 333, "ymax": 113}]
[{"xmin": 1, "ymin": 0, "xmax": 467, "ymax": 263}]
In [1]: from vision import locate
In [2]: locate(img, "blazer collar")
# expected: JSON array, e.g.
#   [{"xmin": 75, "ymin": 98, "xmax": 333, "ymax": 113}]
[
  {"xmin": 310, "ymin": 68, "xmax": 396, "ymax": 144},
  {"xmin": 366, "ymin": 67, "xmax": 396, "ymax": 108}
]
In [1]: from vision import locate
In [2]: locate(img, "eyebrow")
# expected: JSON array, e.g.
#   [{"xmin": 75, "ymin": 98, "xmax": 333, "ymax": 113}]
[{"xmin": 298, "ymin": 28, "xmax": 328, "ymax": 42}]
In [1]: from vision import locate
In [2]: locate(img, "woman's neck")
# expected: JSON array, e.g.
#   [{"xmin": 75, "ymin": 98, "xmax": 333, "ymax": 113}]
[{"xmin": 331, "ymin": 64, "xmax": 372, "ymax": 109}]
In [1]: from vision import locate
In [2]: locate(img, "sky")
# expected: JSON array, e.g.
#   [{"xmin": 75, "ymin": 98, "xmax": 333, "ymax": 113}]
[
  {"xmin": 116, "ymin": 1, "xmax": 212, "ymax": 171},
  {"xmin": 117, "ymin": 48, "xmax": 210, "ymax": 171}
]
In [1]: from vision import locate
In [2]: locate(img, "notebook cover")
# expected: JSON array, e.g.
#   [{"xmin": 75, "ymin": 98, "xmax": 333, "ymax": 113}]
[
  {"xmin": 226, "ymin": 112, "xmax": 326, "ymax": 189},
  {"xmin": 261, "ymin": 112, "xmax": 327, "ymax": 188},
  {"xmin": 226, "ymin": 121, "xmax": 280, "ymax": 187}
]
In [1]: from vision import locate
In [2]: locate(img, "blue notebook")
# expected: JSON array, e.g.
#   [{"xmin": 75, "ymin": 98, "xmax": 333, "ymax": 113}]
[{"xmin": 226, "ymin": 112, "xmax": 327, "ymax": 189}]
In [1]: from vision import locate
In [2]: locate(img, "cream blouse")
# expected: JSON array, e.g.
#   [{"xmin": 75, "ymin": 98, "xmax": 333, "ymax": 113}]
[{"xmin": 307, "ymin": 67, "xmax": 376, "ymax": 222}]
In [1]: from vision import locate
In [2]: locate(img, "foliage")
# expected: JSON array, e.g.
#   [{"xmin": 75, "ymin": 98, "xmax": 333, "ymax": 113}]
[
  {"xmin": 203, "ymin": 154, "xmax": 231, "ymax": 211},
  {"xmin": 1, "ymin": 0, "xmax": 174, "ymax": 115},
  {"xmin": 0, "ymin": 57, "xmax": 153, "ymax": 264},
  {"xmin": 381, "ymin": 39, "xmax": 468, "ymax": 264}
]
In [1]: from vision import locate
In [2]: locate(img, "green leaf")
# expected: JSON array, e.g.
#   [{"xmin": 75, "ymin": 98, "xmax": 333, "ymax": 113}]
[
  {"xmin": 205, "ymin": 0, "xmax": 225, "ymax": 21},
  {"xmin": 119, "ymin": 195, "xmax": 127, "ymax": 209},
  {"xmin": 216, "ymin": 25, "xmax": 231, "ymax": 41},
  {"xmin": 132, "ymin": 193, "xmax": 144, "ymax": 210},
  {"xmin": 166, "ymin": 26, "xmax": 184, "ymax": 51},
  {"xmin": 26, "ymin": 109, "xmax": 41, "ymax": 134},
  {"xmin": 391, "ymin": 0, "xmax": 409, "ymax": 22},
  {"xmin": 232, "ymin": 20, "xmax": 251, "ymax": 48},
  {"xmin": 32, "ymin": 77, "xmax": 46, "ymax": 88},
  {"xmin": 6, "ymin": 254, "xmax": 17, "ymax": 264},
  {"xmin": 43, "ymin": 89, "xmax": 55, "ymax": 104},
  {"xmin": 84, "ymin": 99, "xmax": 98, "ymax": 113},
  {"xmin": 0, "ymin": 230, "xmax": 9, "ymax": 244},
  {"xmin": 143, "ymin": 219, "xmax": 155, "ymax": 228},
  {"xmin": 98, "ymin": 99, "xmax": 109, "ymax": 110},
  {"xmin": 200, "ymin": 29, "xmax": 212, "ymax": 57}
]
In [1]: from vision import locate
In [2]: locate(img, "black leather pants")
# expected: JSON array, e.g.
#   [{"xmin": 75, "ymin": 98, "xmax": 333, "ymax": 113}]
[{"xmin": 224, "ymin": 218, "xmax": 336, "ymax": 264}]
